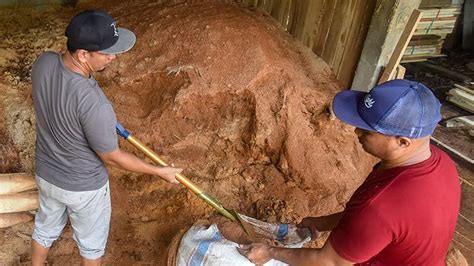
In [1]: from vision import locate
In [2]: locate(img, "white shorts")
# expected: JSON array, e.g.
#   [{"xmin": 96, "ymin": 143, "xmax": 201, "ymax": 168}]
[{"xmin": 32, "ymin": 175, "xmax": 111, "ymax": 260}]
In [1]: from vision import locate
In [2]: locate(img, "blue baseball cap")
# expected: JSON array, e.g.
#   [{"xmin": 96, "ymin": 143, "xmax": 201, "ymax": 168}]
[
  {"xmin": 332, "ymin": 79, "xmax": 441, "ymax": 138},
  {"xmin": 66, "ymin": 10, "xmax": 136, "ymax": 54}
]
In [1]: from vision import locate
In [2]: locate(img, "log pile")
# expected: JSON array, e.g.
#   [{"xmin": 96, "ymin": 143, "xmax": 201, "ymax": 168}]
[
  {"xmin": 447, "ymin": 83, "xmax": 474, "ymax": 113},
  {"xmin": 0, "ymin": 173, "xmax": 37, "ymax": 228},
  {"xmin": 402, "ymin": 1, "xmax": 463, "ymax": 62}
]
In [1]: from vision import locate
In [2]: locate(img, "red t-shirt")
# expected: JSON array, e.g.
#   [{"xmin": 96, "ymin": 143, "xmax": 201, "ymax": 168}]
[{"xmin": 330, "ymin": 145, "xmax": 460, "ymax": 265}]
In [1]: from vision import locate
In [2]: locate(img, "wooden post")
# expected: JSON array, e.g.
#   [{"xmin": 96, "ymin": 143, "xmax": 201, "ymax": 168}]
[
  {"xmin": 352, "ymin": 0, "xmax": 423, "ymax": 91},
  {"xmin": 379, "ymin": 10, "xmax": 422, "ymax": 84}
]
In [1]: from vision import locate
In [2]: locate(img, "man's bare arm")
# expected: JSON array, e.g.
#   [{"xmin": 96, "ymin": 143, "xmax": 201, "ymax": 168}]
[
  {"xmin": 97, "ymin": 148, "xmax": 182, "ymax": 183},
  {"xmin": 297, "ymin": 212, "xmax": 344, "ymax": 239}
]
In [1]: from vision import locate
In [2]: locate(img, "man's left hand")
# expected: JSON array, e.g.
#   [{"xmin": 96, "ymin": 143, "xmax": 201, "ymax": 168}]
[{"xmin": 238, "ymin": 243, "xmax": 272, "ymax": 265}]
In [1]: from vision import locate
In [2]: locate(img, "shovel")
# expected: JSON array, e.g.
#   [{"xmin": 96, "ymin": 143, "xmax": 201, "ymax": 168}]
[{"xmin": 116, "ymin": 122, "xmax": 255, "ymax": 238}]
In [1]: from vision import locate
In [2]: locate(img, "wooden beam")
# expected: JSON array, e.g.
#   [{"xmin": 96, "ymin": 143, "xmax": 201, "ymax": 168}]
[
  {"xmin": 352, "ymin": 0, "xmax": 422, "ymax": 91},
  {"xmin": 379, "ymin": 9, "xmax": 422, "ymax": 84}
]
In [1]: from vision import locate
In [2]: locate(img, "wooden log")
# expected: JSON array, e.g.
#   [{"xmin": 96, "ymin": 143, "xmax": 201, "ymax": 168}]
[
  {"xmin": 0, "ymin": 173, "xmax": 36, "ymax": 195},
  {"xmin": 0, "ymin": 191, "xmax": 38, "ymax": 214},
  {"xmin": 0, "ymin": 213, "xmax": 33, "ymax": 228}
]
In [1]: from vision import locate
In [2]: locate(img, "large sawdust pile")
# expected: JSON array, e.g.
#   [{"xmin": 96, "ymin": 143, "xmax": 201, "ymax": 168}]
[{"xmin": 0, "ymin": 0, "xmax": 374, "ymax": 264}]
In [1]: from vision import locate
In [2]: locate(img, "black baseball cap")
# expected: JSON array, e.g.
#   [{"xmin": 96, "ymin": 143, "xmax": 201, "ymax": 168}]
[{"xmin": 65, "ymin": 9, "xmax": 136, "ymax": 54}]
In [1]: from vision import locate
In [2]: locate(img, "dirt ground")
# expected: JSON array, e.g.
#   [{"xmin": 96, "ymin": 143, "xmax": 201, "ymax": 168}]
[{"xmin": 0, "ymin": 1, "xmax": 375, "ymax": 265}]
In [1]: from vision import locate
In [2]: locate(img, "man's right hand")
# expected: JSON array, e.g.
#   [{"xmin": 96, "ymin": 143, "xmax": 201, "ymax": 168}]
[{"xmin": 155, "ymin": 166, "xmax": 182, "ymax": 184}]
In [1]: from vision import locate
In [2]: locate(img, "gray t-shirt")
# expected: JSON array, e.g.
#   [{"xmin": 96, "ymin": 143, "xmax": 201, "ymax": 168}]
[{"xmin": 32, "ymin": 52, "xmax": 118, "ymax": 191}]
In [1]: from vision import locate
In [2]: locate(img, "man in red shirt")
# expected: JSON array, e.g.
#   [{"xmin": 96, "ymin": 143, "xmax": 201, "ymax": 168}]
[{"xmin": 239, "ymin": 79, "xmax": 461, "ymax": 265}]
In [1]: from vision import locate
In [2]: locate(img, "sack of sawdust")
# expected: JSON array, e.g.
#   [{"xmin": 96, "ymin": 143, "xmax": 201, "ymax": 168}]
[{"xmin": 171, "ymin": 215, "xmax": 310, "ymax": 266}]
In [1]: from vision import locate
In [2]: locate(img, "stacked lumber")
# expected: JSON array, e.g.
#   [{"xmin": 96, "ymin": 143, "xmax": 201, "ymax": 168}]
[
  {"xmin": 402, "ymin": 2, "xmax": 463, "ymax": 62},
  {"xmin": 447, "ymin": 83, "xmax": 474, "ymax": 113},
  {"xmin": 0, "ymin": 173, "xmax": 37, "ymax": 228}
]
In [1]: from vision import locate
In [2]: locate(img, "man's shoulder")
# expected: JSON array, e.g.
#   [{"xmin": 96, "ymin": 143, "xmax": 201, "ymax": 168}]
[
  {"xmin": 76, "ymin": 80, "xmax": 109, "ymax": 105},
  {"xmin": 34, "ymin": 51, "xmax": 60, "ymax": 66}
]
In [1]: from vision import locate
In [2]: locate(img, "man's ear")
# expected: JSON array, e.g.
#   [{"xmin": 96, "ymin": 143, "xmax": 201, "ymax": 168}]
[
  {"xmin": 76, "ymin": 49, "xmax": 89, "ymax": 63},
  {"xmin": 397, "ymin": 137, "xmax": 412, "ymax": 148}
]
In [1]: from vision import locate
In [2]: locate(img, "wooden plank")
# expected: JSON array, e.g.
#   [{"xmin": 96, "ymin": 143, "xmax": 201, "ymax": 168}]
[
  {"xmin": 297, "ymin": 1, "xmax": 324, "ymax": 48},
  {"xmin": 258, "ymin": 0, "xmax": 274, "ymax": 14},
  {"xmin": 312, "ymin": 0, "xmax": 338, "ymax": 56},
  {"xmin": 443, "ymin": 115, "xmax": 474, "ymax": 127},
  {"xmin": 401, "ymin": 53, "xmax": 446, "ymax": 63},
  {"xmin": 454, "ymin": 83, "xmax": 474, "ymax": 95},
  {"xmin": 336, "ymin": 0, "xmax": 377, "ymax": 86},
  {"xmin": 421, "ymin": 0, "xmax": 464, "ymax": 7},
  {"xmin": 286, "ymin": 0, "xmax": 299, "ymax": 34},
  {"xmin": 271, "ymin": 0, "xmax": 291, "ymax": 30},
  {"xmin": 379, "ymin": 9, "xmax": 423, "ymax": 84},
  {"xmin": 447, "ymin": 96, "xmax": 474, "ymax": 112},
  {"xmin": 323, "ymin": 0, "xmax": 353, "ymax": 71},
  {"xmin": 290, "ymin": 0, "xmax": 310, "ymax": 38},
  {"xmin": 448, "ymin": 88, "xmax": 474, "ymax": 102},
  {"xmin": 395, "ymin": 65, "xmax": 406, "ymax": 79}
]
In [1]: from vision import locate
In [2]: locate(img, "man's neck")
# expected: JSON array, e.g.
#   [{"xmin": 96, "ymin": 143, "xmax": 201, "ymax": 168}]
[
  {"xmin": 62, "ymin": 51, "xmax": 91, "ymax": 78},
  {"xmin": 379, "ymin": 142, "xmax": 432, "ymax": 170}
]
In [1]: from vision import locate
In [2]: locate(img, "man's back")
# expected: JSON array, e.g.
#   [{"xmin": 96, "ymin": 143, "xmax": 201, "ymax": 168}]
[
  {"xmin": 32, "ymin": 52, "xmax": 118, "ymax": 191},
  {"xmin": 330, "ymin": 145, "xmax": 461, "ymax": 265}
]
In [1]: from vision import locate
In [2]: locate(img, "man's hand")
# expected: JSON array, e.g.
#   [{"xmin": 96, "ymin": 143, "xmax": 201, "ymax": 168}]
[
  {"xmin": 297, "ymin": 217, "xmax": 320, "ymax": 240},
  {"xmin": 155, "ymin": 166, "xmax": 182, "ymax": 184},
  {"xmin": 238, "ymin": 243, "xmax": 272, "ymax": 265}
]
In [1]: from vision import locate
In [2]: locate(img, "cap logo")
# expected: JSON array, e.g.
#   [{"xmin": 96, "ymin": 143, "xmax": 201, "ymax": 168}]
[
  {"xmin": 111, "ymin": 22, "xmax": 119, "ymax": 36},
  {"xmin": 364, "ymin": 94, "xmax": 375, "ymax": 108}
]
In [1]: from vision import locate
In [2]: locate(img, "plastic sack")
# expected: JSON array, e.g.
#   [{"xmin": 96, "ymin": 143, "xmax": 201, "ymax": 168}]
[{"xmin": 175, "ymin": 214, "xmax": 311, "ymax": 266}]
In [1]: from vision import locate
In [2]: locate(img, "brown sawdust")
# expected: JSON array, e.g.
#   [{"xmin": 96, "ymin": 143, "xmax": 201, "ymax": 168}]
[{"xmin": 0, "ymin": 1, "xmax": 375, "ymax": 265}]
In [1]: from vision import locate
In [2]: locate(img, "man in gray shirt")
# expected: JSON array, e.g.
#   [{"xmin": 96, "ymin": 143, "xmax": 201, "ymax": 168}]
[{"xmin": 31, "ymin": 10, "xmax": 182, "ymax": 266}]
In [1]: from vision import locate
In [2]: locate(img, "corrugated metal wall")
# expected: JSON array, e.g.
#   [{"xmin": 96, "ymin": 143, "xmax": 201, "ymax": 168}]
[{"xmin": 238, "ymin": 0, "xmax": 377, "ymax": 87}]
